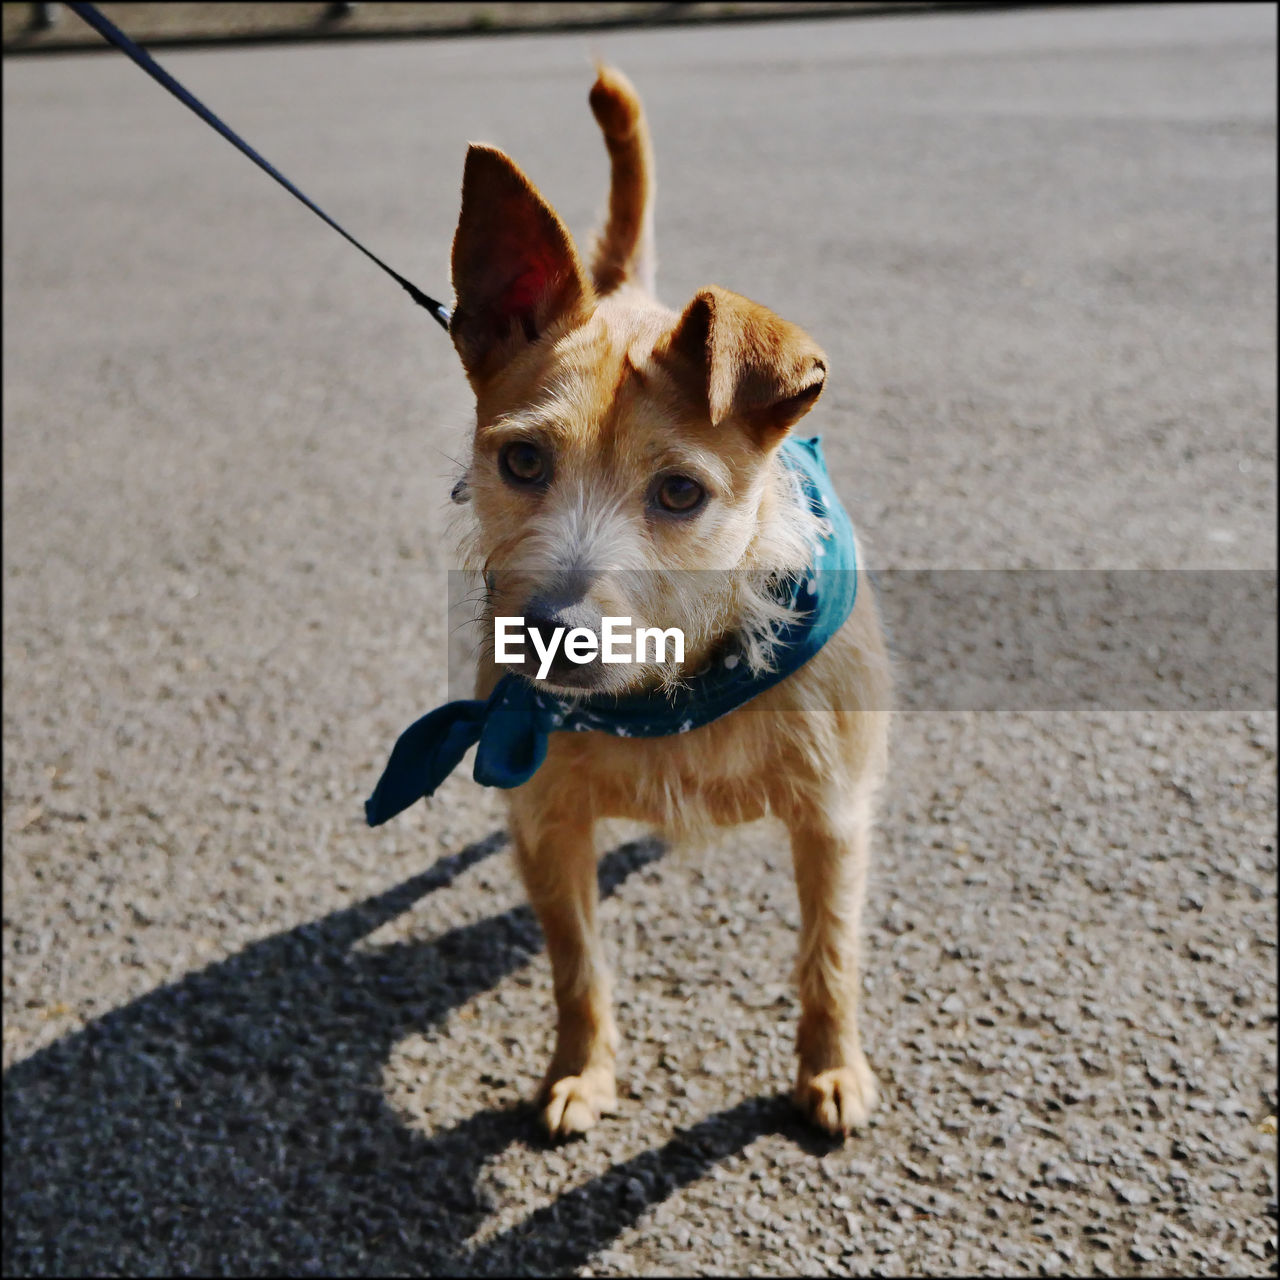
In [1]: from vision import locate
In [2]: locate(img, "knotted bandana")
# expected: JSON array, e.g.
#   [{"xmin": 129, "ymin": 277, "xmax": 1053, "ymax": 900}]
[{"xmin": 365, "ymin": 436, "xmax": 857, "ymax": 826}]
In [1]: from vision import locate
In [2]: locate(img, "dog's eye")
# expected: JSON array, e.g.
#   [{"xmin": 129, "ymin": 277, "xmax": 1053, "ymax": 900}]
[
  {"xmin": 654, "ymin": 474, "xmax": 706, "ymax": 515},
  {"xmin": 500, "ymin": 441, "xmax": 548, "ymax": 486}
]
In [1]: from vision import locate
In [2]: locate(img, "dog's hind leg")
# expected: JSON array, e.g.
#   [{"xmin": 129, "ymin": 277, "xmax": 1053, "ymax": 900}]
[
  {"xmin": 587, "ymin": 65, "xmax": 656, "ymax": 297},
  {"xmin": 509, "ymin": 797, "xmax": 618, "ymax": 1138}
]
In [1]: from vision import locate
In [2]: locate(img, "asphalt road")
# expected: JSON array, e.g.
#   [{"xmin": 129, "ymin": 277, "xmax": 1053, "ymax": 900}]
[{"xmin": 3, "ymin": 4, "xmax": 1276, "ymax": 1275}]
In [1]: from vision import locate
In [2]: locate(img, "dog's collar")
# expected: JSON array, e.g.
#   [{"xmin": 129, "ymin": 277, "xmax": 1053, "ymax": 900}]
[{"xmin": 364, "ymin": 437, "xmax": 858, "ymax": 826}]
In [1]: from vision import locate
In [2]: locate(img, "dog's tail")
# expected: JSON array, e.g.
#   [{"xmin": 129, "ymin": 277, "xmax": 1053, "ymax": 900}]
[{"xmin": 588, "ymin": 65, "xmax": 656, "ymax": 297}]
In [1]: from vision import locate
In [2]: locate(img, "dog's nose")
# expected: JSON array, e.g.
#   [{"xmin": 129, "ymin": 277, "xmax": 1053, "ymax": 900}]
[
  {"xmin": 527, "ymin": 570, "xmax": 594, "ymax": 615},
  {"xmin": 522, "ymin": 595, "xmax": 601, "ymax": 685},
  {"xmin": 524, "ymin": 590, "xmax": 594, "ymax": 639},
  {"xmin": 523, "ymin": 606, "xmax": 566, "ymax": 652}
]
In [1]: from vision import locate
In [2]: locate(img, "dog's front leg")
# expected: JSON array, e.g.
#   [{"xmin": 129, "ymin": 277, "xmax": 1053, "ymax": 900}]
[
  {"xmin": 787, "ymin": 801, "xmax": 878, "ymax": 1137},
  {"xmin": 510, "ymin": 797, "xmax": 618, "ymax": 1138}
]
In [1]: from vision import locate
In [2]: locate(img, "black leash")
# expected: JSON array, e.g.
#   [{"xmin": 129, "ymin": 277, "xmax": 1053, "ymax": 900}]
[{"xmin": 67, "ymin": 1, "xmax": 452, "ymax": 331}]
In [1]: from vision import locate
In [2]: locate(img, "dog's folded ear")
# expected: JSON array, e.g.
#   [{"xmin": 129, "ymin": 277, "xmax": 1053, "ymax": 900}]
[
  {"xmin": 658, "ymin": 286, "xmax": 827, "ymax": 442},
  {"xmin": 450, "ymin": 145, "xmax": 594, "ymax": 383}
]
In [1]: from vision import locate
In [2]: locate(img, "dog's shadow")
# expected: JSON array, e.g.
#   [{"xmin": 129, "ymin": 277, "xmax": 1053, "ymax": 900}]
[{"xmin": 4, "ymin": 834, "xmax": 825, "ymax": 1275}]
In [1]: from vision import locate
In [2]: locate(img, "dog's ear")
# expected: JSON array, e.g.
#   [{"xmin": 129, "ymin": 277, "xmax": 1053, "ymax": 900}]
[
  {"xmin": 450, "ymin": 145, "xmax": 594, "ymax": 384},
  {"xmin": 658, "ymin": 285, "xmax": 826, "ymax": 442}
]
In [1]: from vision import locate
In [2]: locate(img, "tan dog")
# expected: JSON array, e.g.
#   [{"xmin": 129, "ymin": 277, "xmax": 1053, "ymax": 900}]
[{"xmin": 449, "ymin": 67, "xmax": 891, "ymax": 1139}]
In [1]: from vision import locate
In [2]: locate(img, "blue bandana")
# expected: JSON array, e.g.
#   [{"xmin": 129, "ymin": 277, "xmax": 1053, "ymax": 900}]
[{"xmin": 364, "ymin": 436, "xmax": 857, "ymax": 827}]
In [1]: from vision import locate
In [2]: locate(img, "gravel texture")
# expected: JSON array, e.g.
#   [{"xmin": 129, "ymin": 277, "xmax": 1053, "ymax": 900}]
[
  {"xmin": 3, "ymin": 4, "xmax": 1276, "ymax": 1275},
  {"xmin": 2, "ymin": 3, "xmax": 942, "ymax": 53}
]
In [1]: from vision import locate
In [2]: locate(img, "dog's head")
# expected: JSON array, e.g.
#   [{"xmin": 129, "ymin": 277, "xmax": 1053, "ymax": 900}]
[{"xmin": 451, "ymin": 144, "xmax": 827, "ymax": 696}]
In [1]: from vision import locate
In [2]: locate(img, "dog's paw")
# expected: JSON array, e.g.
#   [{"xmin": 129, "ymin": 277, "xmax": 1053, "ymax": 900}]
[
  {"xmin": 540, "ymin": 1067, "xmax": 618, "ymax": 1139},
  {"xmin": 795, "ymin": 1058, "xmax": 878, "ymax": 1137}
]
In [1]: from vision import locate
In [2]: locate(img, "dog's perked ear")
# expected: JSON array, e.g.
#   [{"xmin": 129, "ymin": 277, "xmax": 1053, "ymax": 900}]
[
  {"xmin": 450, "ymin": 145, "xmax": 594, "ymax": 383},
  {"xmin": 658, "ymin": 285, "xmax": 827, "ymax": 443}
]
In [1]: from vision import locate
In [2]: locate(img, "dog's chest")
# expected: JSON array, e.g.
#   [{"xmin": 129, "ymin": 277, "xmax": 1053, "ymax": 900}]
[{"xmin": 536, "ymin": 709, "xmax": 797, "ymax": 829}]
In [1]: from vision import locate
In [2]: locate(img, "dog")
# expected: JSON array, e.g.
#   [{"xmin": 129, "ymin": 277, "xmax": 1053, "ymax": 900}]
[{"xmin": 445, "ymin": 67, "xmax": 891, "ymax": 1139}]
